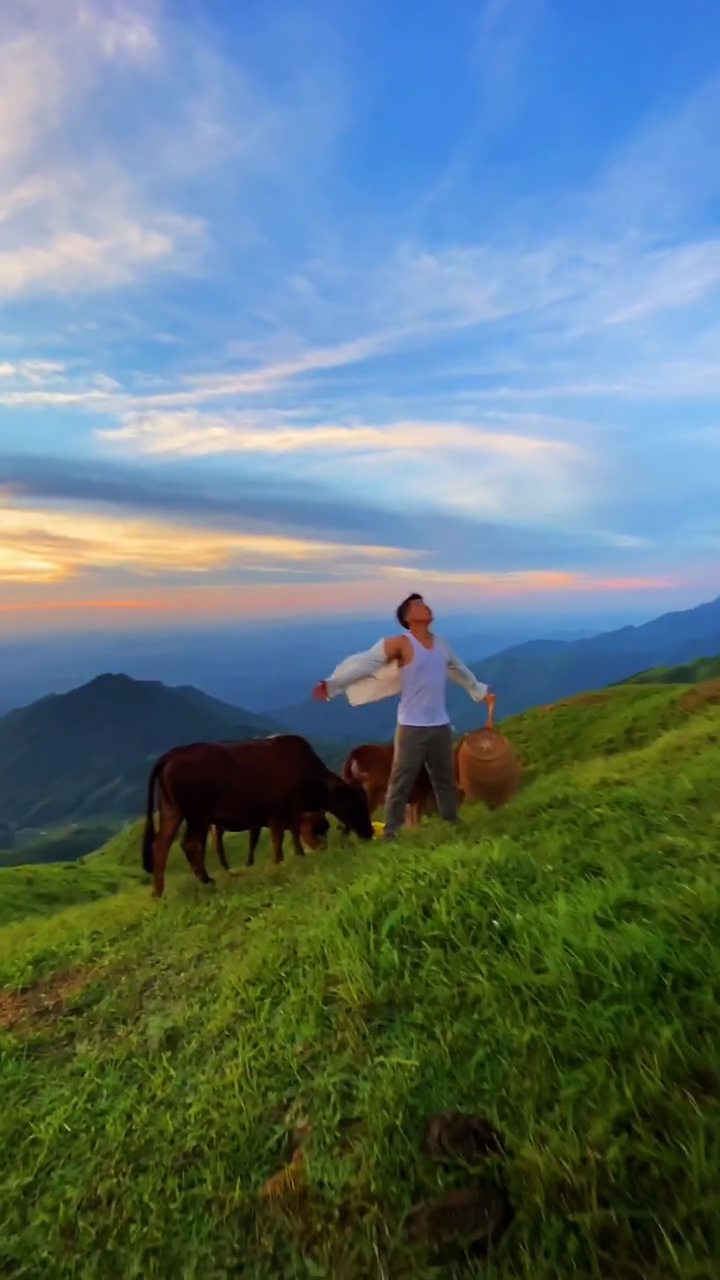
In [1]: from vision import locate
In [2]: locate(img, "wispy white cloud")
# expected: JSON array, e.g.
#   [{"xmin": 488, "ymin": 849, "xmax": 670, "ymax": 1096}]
[
  {"xmin": 1, "ymin": 359, "xmax": 65, "ymax": 380},
  {"xmin": 0, "ymin": 0, "xmax": 320, "ymax": 305},
  {"xmin": 130, "ymin": 225, "xmax": 720, "ymax": 412},
  {"xmin": 98, "ymin": 410, "xmax": 580, "ymax": 459},
  {"xmin": 139, "ymin": 334, "xmax": 394, "ymax": 406},
  {"xmin": 0, "ymin": 3, "xmax": 199, "ymax": 300},
  {"xmin": 0, "ymin": 211, "xmax": 202, "ymax": 302},
  {"xmin": 602, "ymin": 240, "xmax": 720, "ymax": 326},
  {"xmin": 0, "ymin": 358, "xmax": 123, "ymax": 405},
  {"xmin": 585, "ymin": 74, "xmax": 720, "ymax": 238},
  {"xmin": 95, "ymin": 407, "xmax": 593, "ymax": 527},
  {"xmin": 474, "ymin": 0, "xmax": 547, "ymax": 130},
  {"xmin": 1, "ymin": 60, "xmax": 718, "ymax": 410}
]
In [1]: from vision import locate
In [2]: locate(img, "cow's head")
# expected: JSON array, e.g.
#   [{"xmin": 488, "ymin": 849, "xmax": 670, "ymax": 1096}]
[
  {"xmin": 347, "ymin": 756, "xmax": 388, "ymax": 814},
  {"xmin": 326, "ymin": 775, "xmax": 373, "ymax": 840},
  {"xmin": 299, "ymin": 810, "xmax": 330, "ymax": 850}
]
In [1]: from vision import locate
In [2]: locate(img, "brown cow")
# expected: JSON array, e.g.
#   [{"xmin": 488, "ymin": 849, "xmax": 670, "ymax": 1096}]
[
  {"xmin": 342, "ymin": 742, "xmax": 465, "ymax": 827},
  {"xmin": 342, "ymin": 743, "xmax": 432, "ymax": 826},
  {"xmin": 142, "ymin": 734, "xmax": 373, "ymax": 897},
  {"xmin": 211, "ymin": 811, "xmax": 330, "ymax": 870}
]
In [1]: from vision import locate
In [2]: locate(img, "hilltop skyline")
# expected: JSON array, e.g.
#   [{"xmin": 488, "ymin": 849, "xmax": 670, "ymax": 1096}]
[{"xmin": 1, "ymin": 0, "xmax": 720, "ymax": 633}]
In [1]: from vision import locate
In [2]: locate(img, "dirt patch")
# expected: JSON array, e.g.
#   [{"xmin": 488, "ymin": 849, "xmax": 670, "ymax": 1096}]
[
  {"xmin": 677, "ymin": 679, "xmax": 720, "ymax": 712},
  {"xmin": 0, "ymin": 967, "xmax": 93, "ymax": 1032}
]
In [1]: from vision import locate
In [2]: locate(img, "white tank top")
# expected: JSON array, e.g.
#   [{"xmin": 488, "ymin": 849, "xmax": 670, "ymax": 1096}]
[{"xmin": 397, "ymin": 634, "xmax": 449, "ymax": 727}]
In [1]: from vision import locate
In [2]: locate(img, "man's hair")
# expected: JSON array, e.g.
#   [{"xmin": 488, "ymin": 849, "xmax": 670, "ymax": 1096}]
[{"xmin": 396, "ymin": 592, "xmax": 423, "ymax": 630}]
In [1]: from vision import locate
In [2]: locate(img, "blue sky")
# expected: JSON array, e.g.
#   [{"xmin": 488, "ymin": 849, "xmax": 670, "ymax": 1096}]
[{"xmin": 1, "ymin": 0, "xmax": 719, "ymax": 632}]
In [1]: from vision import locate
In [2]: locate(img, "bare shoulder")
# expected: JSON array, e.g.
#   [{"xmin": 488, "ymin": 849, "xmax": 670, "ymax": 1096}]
[{"xmin": 383, "ymin": 634, "xmax": 412, "ymax": 663}]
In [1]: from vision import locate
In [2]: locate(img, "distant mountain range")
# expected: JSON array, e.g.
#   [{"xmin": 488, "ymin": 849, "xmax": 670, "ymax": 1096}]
[
  {"xmin": 272, "ymin": 594, "xmax": 720, "ymax": 738},
  {"xmin": 0, "ymin": 674, "xmax": 345, "ymax": 833},
  {"xmin": 0, "ymin": 615, "xmax": 628, "ymax": 716}
]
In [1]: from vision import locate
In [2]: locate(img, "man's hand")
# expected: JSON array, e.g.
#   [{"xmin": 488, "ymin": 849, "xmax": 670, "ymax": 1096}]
[{"xmin": 311, "ymin": 680, "xmax": 329, "ymax": 702}]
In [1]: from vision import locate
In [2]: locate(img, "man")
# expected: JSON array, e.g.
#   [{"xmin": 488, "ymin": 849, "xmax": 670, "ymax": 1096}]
[{"xmin": 311, "ymin": 593, "xmax": 493, "ymax": 841}]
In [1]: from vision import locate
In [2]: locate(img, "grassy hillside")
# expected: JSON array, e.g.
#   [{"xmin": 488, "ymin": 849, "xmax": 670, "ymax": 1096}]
[
  {"xmin": 1, "ymin": 678, "xmax": 720, "ymax": 1277},
  {"xmin": 621, "ymin": 653, "xmax": 720, "ymax": 686}
]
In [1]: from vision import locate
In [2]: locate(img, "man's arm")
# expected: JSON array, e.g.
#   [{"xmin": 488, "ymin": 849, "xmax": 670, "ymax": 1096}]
[
  {"xmin": 312, "ymin": 636, "xmax": 404, "ymax": 701},
  {"xmin": 443, "ymin": 642, "xmax": 490, "ymax": 702}
]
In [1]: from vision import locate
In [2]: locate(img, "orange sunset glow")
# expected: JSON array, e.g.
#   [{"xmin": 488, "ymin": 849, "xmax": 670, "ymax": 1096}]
[{"xmin": 0, "ymin": 569, "xmax": 681, "ymax": 636}]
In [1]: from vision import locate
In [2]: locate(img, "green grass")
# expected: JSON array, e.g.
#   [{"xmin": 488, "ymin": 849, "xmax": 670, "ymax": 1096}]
[
  {"xmin": 620, "ymin": 653, "xmax": 720, "ymax": 685},
  {"xmin": 505, "ymin": 680, "xmax": 712, "ymax": 779},
  {"xmin": 1, "ymin": 682, "xmax": 720, "ymax": 1277}
]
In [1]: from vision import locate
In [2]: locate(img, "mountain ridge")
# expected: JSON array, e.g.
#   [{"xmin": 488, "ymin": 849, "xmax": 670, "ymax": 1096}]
[{"xmin": 0, "ymin": 674, "xmax": 286, "ymax": 832}]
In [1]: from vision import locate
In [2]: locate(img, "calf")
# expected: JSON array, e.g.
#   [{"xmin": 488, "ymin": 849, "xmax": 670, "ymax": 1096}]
[
  {"xmin": 211, "ymin": 811, "xmax": 330, "ymax": 869},
  {"xmin": 342, "ymin": 743, "xmax": 433, "ymax": 826}
]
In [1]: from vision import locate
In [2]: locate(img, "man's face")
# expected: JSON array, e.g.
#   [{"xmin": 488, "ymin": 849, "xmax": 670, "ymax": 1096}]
[{"xmin": 406, "ymin": 596, "xmax": 433, "ymax": 626}]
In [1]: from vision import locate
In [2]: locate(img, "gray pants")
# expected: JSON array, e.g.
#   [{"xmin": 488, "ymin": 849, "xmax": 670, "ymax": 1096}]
[{"xmin": 383, "ymin": 723, "xmax": 457, "ymax": 836}]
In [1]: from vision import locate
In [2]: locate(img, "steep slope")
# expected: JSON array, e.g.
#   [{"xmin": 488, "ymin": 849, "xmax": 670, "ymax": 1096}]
[
  {"xmin": 2, "ymin": 678, "xmax": 720, "ymax": 1277},
  {"xmin": 503, "ymin": 678, "xmax": 720, "ymax": 783},
  {"xmin": 0, "ymin": 674, "xmax": 280, "ymax": 830}
]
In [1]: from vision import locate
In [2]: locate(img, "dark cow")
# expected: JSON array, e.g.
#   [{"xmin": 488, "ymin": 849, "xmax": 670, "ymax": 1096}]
[
  {"xmin": 211, "ymin": 811, "xmax": 330, "ymax": 870},
  {"xmin": 342, "ymin": 741, "xmax": 465, "ymax": 827},
  {"xmin": 207, "ymin": 737, "xmax": 331, "ymax": 869},
  {"xmin": 142, "ymin": 734, "xmax": 372, "ymax": 897}
]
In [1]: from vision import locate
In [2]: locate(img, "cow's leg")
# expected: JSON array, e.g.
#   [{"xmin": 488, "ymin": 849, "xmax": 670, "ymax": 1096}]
[
  {"xmin": 247, "ymin": 827, "xmax": 261, "ymax": 867},
  {"xmin": 214, "ymin": 826, "xmax": 230, "ymax": 872},
  {"xmin": 289, "ymin": 815, "xmax": 305, "ymax": 858},
  {"xmin": 269, "ymin": 819, "xmax": 285, "ymax": 865},
  {"xmin": 152, "ymin": 812, "xmax": 181, "ymax": 898},
  {"xmin": 182, "ymin": 826, "xmax": 214, "ymax": 885}
]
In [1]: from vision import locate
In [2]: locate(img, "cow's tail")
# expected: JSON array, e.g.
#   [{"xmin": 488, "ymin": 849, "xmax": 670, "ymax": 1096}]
[{"xmin": 142, "ymin": 756, "xmax": 166, "ymax": 874}]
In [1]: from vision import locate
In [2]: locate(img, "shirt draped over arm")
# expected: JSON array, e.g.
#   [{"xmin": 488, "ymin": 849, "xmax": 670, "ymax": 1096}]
[
  {"xmin": 442, "ymin": 642, "xmax": 489, "ymax": 702},
  {"xmin": 324, "ymin": 639, "xmax": 390, "ymax": 699}
]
